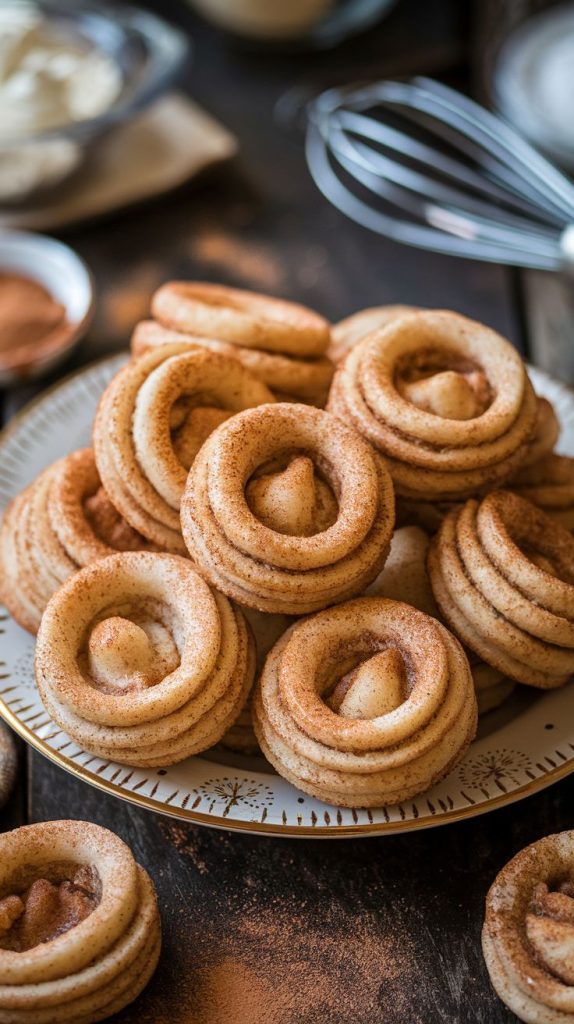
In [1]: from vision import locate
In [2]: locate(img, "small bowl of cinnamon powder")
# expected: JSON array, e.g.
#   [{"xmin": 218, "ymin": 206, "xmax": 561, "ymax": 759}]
[{"xmin": 0, "ymin": 230, "xmax": 94, "ymax": 385}]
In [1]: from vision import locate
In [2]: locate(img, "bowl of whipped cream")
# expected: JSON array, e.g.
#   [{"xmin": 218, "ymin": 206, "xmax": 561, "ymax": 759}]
[{"xmin": 0, "ymin": 1, "xmax": 189, "ymax": 205}]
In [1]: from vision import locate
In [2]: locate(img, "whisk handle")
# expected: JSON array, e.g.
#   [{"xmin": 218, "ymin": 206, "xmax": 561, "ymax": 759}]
[{"xmin": 560, "ymin": 226, "xmax": 574, "ymax": 274}]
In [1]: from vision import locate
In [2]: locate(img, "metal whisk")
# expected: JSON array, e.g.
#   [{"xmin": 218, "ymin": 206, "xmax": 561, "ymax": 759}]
[{"xmin": 305, "ymin": 76, "xmax": 574, "ymax": 271}]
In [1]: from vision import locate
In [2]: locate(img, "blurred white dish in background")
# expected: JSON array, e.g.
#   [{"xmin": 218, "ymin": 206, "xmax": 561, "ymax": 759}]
[
  {"xmin": 189, "ymin": 0, "xmax": 333, "ymax": 39},
  {"xmin": 0, "ymin": 137, "xmax": 80, "ymax": 204},
  {"xmin": 494, "ymin": 5, "xmax": 574, "ymax": 169}
]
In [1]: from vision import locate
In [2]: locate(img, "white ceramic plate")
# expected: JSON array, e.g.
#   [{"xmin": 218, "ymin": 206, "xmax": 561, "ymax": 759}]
[{"xmin": 1, "ymin": 355, "xmax": 573, "ymax": 837}]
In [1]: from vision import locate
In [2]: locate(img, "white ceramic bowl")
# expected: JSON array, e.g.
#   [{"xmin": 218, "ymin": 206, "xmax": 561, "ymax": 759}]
[{"xmin": 0, "ymin": 230, "xmax": 95, "ymax": 386}]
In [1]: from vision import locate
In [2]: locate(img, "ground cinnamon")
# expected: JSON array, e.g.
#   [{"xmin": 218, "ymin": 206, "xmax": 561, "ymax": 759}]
[{"xmin": 0, "ymin": 272, "xmax": 69, "ymax": 356}]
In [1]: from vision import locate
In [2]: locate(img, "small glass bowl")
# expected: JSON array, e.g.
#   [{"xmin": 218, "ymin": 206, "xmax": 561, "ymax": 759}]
[{"xmin": 0, "ymin": 1, "xmax": 190, "ymax": 205}]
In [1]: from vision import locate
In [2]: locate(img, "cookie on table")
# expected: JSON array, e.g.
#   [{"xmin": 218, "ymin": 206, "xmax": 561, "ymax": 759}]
[
  {"xmin": 0, "ymin": 820, "xmax": 161, "ymax": 1023},
  {"xmin": 483, "ymin": 830, "xmax": 574, "ymax": 1023}
]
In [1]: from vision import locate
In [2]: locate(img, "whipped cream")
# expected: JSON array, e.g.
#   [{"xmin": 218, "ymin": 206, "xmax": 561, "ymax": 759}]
[{"xmin": 0, "ymin": 4, "xmax": 122, "ymax": 139}]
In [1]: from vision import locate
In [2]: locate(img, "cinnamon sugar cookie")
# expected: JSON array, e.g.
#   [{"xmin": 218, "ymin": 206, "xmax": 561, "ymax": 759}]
[
  {"xmin": 428, "ymin": 491, "xmax": 574, "ymax": 687},
  {"xmin": 253, "ymin": 597, "xmax": 477, "ymax": 807},
  {"xmin": 483, "ymin": 831, "xmax": 574, "ymax": 1023},
  {"xmin": 94, "ymin": 344, "xmax": 274, "ymax": 554},
  {"xmin": 0, "ymin": 820, "xmax": 160, "ymax": 1023},
  {"xmin": 328, "ymin": 310, "xmax": 537, "ymax": 501},
  {"xmin": 330, "ymin": 304, "xmax": 420, "ymax": 365},
  {"xmin": 132, "ymin": 318, "xmax": 334, "ymax": 407},
  {"xmin": 35, "ymin": 552, "xmax": 255, "ymax": 766},
  {"xmin": 0, "ymin": 449, "xmax": 153, "ymax": 634},
  {"xmin": 395, "ymin": 396, "xmax": 557, "ymax": 532},
  {"xmin": 181, "ymin": 402, "xmax": 395, "ymax": 614},
  {"xmin": 366, "ymin": 525, "xmax": 438, "ymax": 616},
  {"xmin": 141, "ymin": 282, "xmax": 334, "ymax": 405},
  {"xmin": 469, "ymin": 658, "xmax": 515, "ymax": 716}
]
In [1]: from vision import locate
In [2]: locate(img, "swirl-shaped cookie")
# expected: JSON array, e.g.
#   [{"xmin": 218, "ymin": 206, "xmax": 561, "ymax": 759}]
[
  {"xmin": 35, "ymin": 552, "xmax": 255, "ymax": 766},
  {"xmin": 330, "ymin": 304, "xmax": 420, "ymax": 365},
  {"xmin": 0, "ymin": 820, "xmax": 160, "ymax": 1023},
  {"xmin": 483, "ymin": 831, "xmax": 574, "ymax": 1024},
  {"xmin": 0, "ymin": 449, "xmax": 153, "ymax": 634},
  {"xmin": 512, "ymin": 455, "xmax": 574, "ymax": 531},
  {"xmin": 253, "ymin": 597, "xmax": 477, "ymax": 806},
  {"xmin": 142, "ymin": 282, "xmax": 334, "ymax": 405},
  {"xmin": 328, "ymin": 311, "xmax": 537, "ymax": 501},
  {"xmin": 181, "ymin": 402, "xmax": 395, "ymax": 614},
  {"xmin": 428, "ymin": 491, "xmax": 574, "ymax": 687},
  {"xmin": 368, "ymin": 525, "xmax": 515, "ymax": 714},
  {"xmin": 94, "ymin": 344, "xmax": 274, "ymax": 553}
]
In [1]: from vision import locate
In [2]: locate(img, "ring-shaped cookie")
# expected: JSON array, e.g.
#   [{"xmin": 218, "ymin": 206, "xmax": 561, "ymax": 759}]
[
  {"xmin": 181, "ymin": 403, "xmax": 395, "ymax": 614},
  {"xmin": 151, "ymin": 282, "xmax": 330, "ymax": 357},
  {"xmin": 428, "ymin": 491, "xmax": 574, "ymax": 687},
  {"xmin": 35, "ymin": 552, "xmax": 255, "ymax": 765},
  {"xmin": 0, "ymin": 450, "xmax": 153, "ymax": 634},
  {"xmin": 483, "ymin": 831, "xmax": 574, "ymax": 1024},
  {"xmin": 512, "ymin": 454, "xmax": 574, "ymax": 531},
  {"xmin": 330, "ymin": 304, "xmax": 420, "ymax": 364},
  {"xmin": 328, "ymin": 311, "xmax": 537, "ymax": 500},
  {"xmin": 0, "ymin": 820, "xmax": 160, "ymax": 1024},
  {"xmin": 94, "ymin": 344, "xmax": 274, "ymax": 553},
  {"xmin": 131, "ymin": 320, "xmax": 334, "ymax": 406},
  {"xmin": 253, "ymin": 597, "xmax": 476, "ymax": 807}
]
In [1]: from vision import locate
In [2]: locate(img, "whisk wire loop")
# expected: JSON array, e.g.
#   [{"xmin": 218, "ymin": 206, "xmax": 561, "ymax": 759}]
[{"xmin": 306, "ymin": 77, "xmax": 574, "ymax": 270}]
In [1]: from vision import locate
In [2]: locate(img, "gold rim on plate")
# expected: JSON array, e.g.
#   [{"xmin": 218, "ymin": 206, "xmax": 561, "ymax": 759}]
[{"xmin": 2, "ymin": 695, "xmax": 573, "ymax": 838}]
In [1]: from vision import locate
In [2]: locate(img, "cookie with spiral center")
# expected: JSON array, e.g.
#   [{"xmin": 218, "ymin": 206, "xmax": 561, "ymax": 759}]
[
  {"xmin": 35, "ymin": 551, "xmax": 255, "ymax": 766},
  {"xmin": 428, "ymin": 490, "xmax": 574, "ymax": 687},
  {"xmin": 0, "ymin": 819, "xmax": 160, "ymax": 1023},
  {"xmin": 181, "ymin": 402, "xmax": 395, "ymax": 614},
  {"xmin": 252, "ymin": 596, "xmax": 477, "ymax": 807},
  {"xmin": 328, "ymin": 310, "xmax": 538, "ymax": 501},
  {"xmin": 483, "ymin": 830, "xmax": 574, "ymax": 1023}
]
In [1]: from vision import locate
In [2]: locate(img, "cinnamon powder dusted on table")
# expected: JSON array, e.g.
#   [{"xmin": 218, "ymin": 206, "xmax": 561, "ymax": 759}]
[
  {"xmin": 144, "ymin": 822, "xmax": 419, "ymax": 1024},
  {"xmin": 191, "ymin": 907, "xmax": 414, "ymax": 1024}
]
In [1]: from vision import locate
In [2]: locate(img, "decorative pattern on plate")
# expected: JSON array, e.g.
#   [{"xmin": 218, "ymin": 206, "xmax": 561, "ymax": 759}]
[
  {"xmin": 192, "ymin": 778, "xmax": 275, "ymax": 817},
  {"xmin": 458, "ymin": 749, "xmax": 534, "ymax": 792},
  {"xmin": 0, "ymin": 355, "xmax": 573, "ymax": 837}
]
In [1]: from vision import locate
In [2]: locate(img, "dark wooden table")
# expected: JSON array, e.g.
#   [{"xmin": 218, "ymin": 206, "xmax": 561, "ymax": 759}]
[{"xmin": 1, "ymin": 2, "xmax": 571, "ymax": 1021}]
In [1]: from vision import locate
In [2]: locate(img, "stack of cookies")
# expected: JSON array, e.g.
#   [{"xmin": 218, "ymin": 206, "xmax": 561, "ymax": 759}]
[{"xmin": 1, "ymin": 285, "xmax": 573, "ymax": 811}]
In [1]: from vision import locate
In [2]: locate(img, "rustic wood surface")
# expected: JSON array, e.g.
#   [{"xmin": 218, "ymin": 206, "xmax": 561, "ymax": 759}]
[{"xmin": 0, "ymin": 2, "xmax": 570, "ymax": 1021}]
